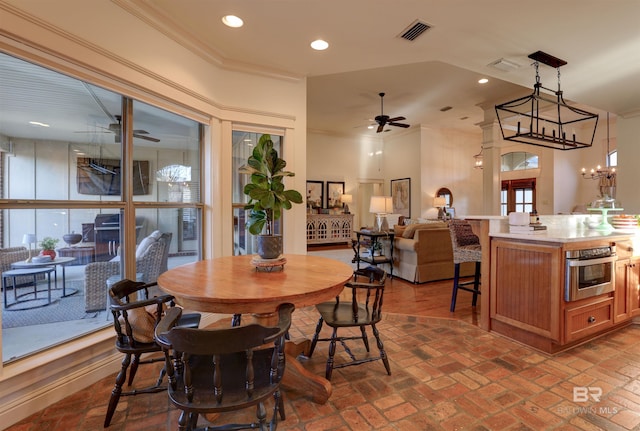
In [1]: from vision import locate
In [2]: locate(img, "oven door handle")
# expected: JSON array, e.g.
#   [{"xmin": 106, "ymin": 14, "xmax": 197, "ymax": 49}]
[{"xmin": 566, "ymin": 256, "xmax": 616, "ymax": 267}]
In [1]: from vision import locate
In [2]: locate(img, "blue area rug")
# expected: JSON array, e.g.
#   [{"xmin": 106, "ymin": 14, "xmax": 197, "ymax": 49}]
[{"xmin": 1, "ymin": 281, "xmax": 98, "ymax": 328}]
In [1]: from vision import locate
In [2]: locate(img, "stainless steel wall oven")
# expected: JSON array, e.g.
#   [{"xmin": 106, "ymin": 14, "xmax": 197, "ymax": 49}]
[{"xmin": 565, "ymin": 245, "xmax": 616, "ymax": 301}]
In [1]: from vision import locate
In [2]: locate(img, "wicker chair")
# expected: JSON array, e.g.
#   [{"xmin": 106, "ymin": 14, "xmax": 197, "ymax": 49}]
[
  {"xmin": 0, "ymin": 246, "xmax": 43, "ymax": 286},
  {"xmin": 84, "ymin": 233, "xmax": 172, "ymax": 312}
]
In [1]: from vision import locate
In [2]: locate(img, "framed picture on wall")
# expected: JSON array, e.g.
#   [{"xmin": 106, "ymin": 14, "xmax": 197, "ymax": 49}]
[
  {"xmin": 326, "ymin": 181, "xmax": 345, "ymax": 208},
  {"xmin": 306, "ymin": 181, "xmax": 324, "ymax": 209},
  {"xmin": 391, "ymin": 178, "xmax": 411, "ymax": 217}
]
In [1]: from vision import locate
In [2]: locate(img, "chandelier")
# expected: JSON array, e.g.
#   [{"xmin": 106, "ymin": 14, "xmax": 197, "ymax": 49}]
[
  {"xmin": 581, "ymin": 112, "xmax": 616, "ymax": 182},
  {"xmin": 495, "ymin": 51, "xmax": 599, "ymax": 150}
]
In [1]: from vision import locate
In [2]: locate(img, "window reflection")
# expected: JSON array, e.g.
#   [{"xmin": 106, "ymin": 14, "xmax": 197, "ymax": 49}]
[{"xmin": 0, "ymin": 52, "xmax": 203, "ymax": 363}]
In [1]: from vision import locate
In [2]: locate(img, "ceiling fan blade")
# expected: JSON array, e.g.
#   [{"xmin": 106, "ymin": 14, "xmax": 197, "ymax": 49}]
[
  {"xmin": 388, "ymin": 122, "xmax": 410, "ymax": 128},
  {"xmin": 387, "ymin": 116, "xmax": 406, "ymax": 122},
  {"xmin": 376, "ymin": 124, "xmax": 385, "ymax": 133},
  {"xmin": 134, "ymin": 133, "xmax": 160, "ymax": 142}
]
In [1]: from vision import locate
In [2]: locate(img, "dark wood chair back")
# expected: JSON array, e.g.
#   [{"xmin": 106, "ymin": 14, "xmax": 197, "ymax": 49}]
[{"xmin": 155, "ymin": 303, "xmax": 294, "ymax": 430}]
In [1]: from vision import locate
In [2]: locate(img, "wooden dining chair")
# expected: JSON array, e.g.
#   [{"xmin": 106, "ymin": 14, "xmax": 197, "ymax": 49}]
[
  {"xmin": 307, "ymin": 266, "xmax": 390, "ymax": 380},
  {"xmin": 104, "ymin": 279, "xmax": 201, "ymax": 428},
  {"xmin": 154, "ymin": 302, "xmax": 294, "ymax": 431}
]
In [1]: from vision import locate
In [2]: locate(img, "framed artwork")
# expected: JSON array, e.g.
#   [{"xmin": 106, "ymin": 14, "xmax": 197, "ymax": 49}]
[
  {"xmin": 326, "ymin": 181, "xmax": 345, "ymax": 208},
  {"xmin": 391, "ymin": 178, "xmax": 411, "ymax": 217},
  {"xmin": 446, "ymin": 207, "xmax": 456, "ymax": 219},
  {"xmin": 306, "ymin": 181, "xmax": 324, "ymax": 209}
]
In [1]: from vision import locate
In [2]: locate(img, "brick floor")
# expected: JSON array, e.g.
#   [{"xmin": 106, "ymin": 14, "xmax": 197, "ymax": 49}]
[{"xmin": 7, "ymin": 308, "xmax": 640, "ymax": 430}]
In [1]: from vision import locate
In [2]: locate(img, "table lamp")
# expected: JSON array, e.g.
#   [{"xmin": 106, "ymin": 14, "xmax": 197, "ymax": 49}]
[
  {"xmin": 433, "ymin": 196, "xmax": 447, "ymax": 220},
  {"xmin": 22, "ymin": 233, "xmax": 37, "ymax": 263},
  {"xmin": 341, "ymin": 194, "xmax": 353, "ymax": 214},
  {"xmin": 369, "ymin": 196, "xmax": 393, "ymax": 232}
]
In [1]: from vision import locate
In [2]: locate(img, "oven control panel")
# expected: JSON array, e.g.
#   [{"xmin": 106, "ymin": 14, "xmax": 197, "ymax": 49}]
[{"xmin": 566, "ymin": 246, "xmax": 616, "ymax": 260}]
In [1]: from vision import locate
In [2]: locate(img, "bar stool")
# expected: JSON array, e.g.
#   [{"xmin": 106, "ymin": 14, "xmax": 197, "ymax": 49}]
[{"xmin": 448, "ymin": 219, "xmax": 481, "ymax": 312}]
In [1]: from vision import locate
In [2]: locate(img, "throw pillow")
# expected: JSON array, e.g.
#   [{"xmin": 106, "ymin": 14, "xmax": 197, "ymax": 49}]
[
  {"xmin": 135, "ymin": 230, "xmax": 161, "ymax": 259},
  {"xmin": 118, "ymin": 306, "xmax": 157, "ymax": 343},
  {"xmin": 394, "ymin": 225, "xmax": 406, "ymax": 237},
  {"xmin": 402, "ymin": 223, "xmax": 443, "ymax": 238}
]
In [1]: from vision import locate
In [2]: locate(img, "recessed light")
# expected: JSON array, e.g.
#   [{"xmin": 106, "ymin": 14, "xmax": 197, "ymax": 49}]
[
  {"xmin": 222, "ymin": 15, "xmax": 243, "ymax": 28},
  {"xmin": 29, "ymin": 121, "xmax": 50, "ymax": 127},
  {"xmin": 478, "ymin": 78, "xmax": 489, "ymax": 84},
  {"xmin": 310, "ymin": 39, "xmax": 329, "ymax": 51}
]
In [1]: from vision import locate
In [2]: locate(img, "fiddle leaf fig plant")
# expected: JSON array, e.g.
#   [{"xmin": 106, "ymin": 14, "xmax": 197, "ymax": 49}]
[{"xmin": 240, "ymin": 134, "xmax": 303, "ymax": 236}]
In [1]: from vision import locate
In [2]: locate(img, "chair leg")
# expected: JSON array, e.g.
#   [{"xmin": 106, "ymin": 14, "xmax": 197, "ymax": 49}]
[
  {"xmin": 450, "ymin": 263, "xmax": 461, "ymax": 312},
  {"xmin": 359, "ymin": 325, "xmax": 370, "ymax": 352},
  {"xmin": 472, "ymin": 261, "xmax": 481, "ymax": 307},
  {"xmin": 325, "ymin": 327, "xmax": 339, "ymax": 380},
  {"xmin": 308, "ymin": 317, "xmax": 324, "ymax": 357},
  {"xmin": 104, "ymin": 353, "xmax": 131, "ymax": 427},
  {"xmin": 372, "ymin": 323, "xmax": 391, "ymax": 376},
  {"xmin": 127, "ymin": 353, "xmax": 141, "ymax": 386}
]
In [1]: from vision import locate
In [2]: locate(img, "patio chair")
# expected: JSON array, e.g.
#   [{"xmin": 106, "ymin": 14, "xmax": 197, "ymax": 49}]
[
  {"xmin": 154, "ymin": 302, "xmax": 294, "ymax": 431},
  {"xmin": 84, "ymin": 232, "xmax": 172, "ymax": 312}
]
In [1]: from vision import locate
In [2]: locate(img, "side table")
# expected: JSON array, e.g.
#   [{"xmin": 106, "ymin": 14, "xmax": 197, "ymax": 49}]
[
  {"xmin": 3, "ymin": 267, "xmax": 55, "ymax": 309},
  {"xmin": 353, "ymin": 230, "xmax": 394, "ymax": 277}
]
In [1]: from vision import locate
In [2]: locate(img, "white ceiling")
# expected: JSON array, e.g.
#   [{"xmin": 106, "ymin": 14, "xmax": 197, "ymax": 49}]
[
  {"xmin": 137, "ymin": 0, "xmax": 640, "ymax": 137},
  {"xmin": 3, "ymin": 0, "xmax": 640, "ymax": 140}
]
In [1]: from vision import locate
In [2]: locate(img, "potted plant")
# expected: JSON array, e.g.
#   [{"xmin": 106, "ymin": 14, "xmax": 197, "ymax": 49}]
[
  {"xmin": 40, "ymin": 236, "xmax": 59, "ymax": 260},
  {"xmin": 240, "ymin": 134, "xmax": 303, "ymax": 259}
]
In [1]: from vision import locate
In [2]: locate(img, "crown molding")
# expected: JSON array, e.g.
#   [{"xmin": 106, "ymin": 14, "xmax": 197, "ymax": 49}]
[{"xmin": 119, "ymin": 0, "xmax": 303, "ymax": 83}]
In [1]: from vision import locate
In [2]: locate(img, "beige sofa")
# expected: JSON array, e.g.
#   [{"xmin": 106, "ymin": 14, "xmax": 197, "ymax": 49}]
[{"xmin": 392, "ymin": 222, "xmax": 475, "ymax": 283}]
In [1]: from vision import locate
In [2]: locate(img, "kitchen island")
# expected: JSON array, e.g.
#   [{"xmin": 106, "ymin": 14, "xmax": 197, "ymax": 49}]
[{"xmin": 464, "ymin": 215, "xmax": 639, "ymax": 353}]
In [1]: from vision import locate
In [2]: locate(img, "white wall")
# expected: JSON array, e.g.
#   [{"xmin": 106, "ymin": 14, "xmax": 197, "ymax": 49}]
[
  {"xmin": 420, "ymin": 126, "xmax": 484, "ymax": 218},
  {"xmin": 617, "ymin": 115, "xmax": 640, "ymax": 213}
]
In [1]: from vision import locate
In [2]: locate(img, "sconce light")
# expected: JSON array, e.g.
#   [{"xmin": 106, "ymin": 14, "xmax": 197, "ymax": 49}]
[
  {"xmin": 473, "ymin": 147, "xmax": 483, "ymax": 169},
  {"xmin": 22, "ymin": 233, "xmax": 37, "ymax": 263},
  {"xmin": 341, "ymin": 194, "xmax": 353, "ymax": 214},
  {"xmin": 369, "ymin": 196, "xmax": 392, "ymax": 232}
]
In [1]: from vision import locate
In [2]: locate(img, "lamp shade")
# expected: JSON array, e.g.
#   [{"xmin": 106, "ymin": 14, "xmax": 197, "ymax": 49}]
[
  {"xmin": 433, "ymin": 197, "xmax": 446, "ymax": 207},
  {"xmin": 22, "ymin": 233, "xmax": 37, "ymax": 245},
  {"xmin": 341, "ymin": 194, "xmax": 353, "ymax": 204},
  {"xmin": 369, "ymin": 196, "xmax": 392, "ymax": 214}
]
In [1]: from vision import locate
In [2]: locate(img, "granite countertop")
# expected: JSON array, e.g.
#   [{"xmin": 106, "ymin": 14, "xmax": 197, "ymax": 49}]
[{"xmin": 491, "ymin": 228, "xmax": 635, "ymax": 243}]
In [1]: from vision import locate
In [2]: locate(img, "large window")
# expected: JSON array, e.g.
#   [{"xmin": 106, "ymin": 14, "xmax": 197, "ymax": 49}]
[{"xmin": 0, "ymin": 53, "xmax": 204, "ymax": 362}]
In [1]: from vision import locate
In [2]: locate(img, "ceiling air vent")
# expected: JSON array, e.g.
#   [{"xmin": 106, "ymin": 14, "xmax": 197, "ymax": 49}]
[{"xmin": 399, "ymin": 20, "xmax": 431, "ymax": 41}]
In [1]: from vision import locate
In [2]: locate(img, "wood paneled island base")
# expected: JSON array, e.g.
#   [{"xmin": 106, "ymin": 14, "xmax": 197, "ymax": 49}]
[{"xmin": 490, "ymin": 235, "xmax": 638, "ymax": 354}]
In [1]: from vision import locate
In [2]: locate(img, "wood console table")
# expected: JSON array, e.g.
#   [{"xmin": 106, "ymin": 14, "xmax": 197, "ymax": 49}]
[{"xmin": 307, "ymin": 213, "xmax": 354, "ymax": 245}]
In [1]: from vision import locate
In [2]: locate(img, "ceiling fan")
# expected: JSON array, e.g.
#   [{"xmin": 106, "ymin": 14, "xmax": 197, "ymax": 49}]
[
  {"xmin": 75, "ymin": 115, "xmax": 160, "ymax": 143},
  {"xmin": 374, "ymin": 92, "xmax": 410, "ymax": 133}
]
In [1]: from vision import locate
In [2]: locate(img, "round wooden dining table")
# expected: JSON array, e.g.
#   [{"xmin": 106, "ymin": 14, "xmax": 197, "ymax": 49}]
[{"xmin": 157, "ymin": 253, "xmax": 354, "ymax": 404}]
